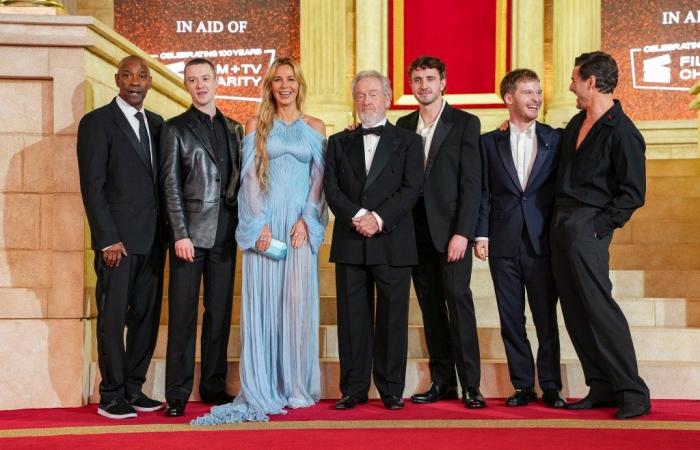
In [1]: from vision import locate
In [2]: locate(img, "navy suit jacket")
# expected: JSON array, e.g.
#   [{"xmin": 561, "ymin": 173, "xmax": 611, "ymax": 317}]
[{"xmin": 476, "ymin": 122, "xmax": 560, "ymax": 258}]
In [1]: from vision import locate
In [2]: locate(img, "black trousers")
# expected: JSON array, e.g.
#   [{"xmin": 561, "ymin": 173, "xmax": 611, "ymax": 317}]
[
  {"xmin": 551, "ymin": 206, "xmax": 649, "ymax": 406},
  {"xmin": 489, "ymin": 230, "xmax": 561, "ymax": 391},
  {"xmin": 411, "ymin": 200, "xmax": 481, "ymax": 389},
  {"xmin": 95, "ymin": 242, "xmax": 165, "ymax": 403},
  {"xmin": 165, "ymin": 205, "xmax": 236, "ymax": 402},
  {"xmin": 335, "ymin": 263, "xmax": 411, "ymax": 399}
]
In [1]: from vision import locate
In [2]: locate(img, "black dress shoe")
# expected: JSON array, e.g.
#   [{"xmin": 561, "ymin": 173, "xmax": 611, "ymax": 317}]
[
  {"xmin": 542, "ymin": 389, "xmax": 567, "ymax": 408},
  {"xmin": 382, "ymin": 396, "xmax": 404, "ymax": 410},
  {"xmin": 615, "ymin": 403, "xmax": 651, "ymax": 419},
  {"xmin": 334, "ymin": 395, "xmax": 367, "ymax": 410},
  {"xmin": 411, "ymin": 382, "xmax": 459, "ymax": 404},
  {"xmin": 164, "ymin": 399, "xmax": 186, "ymax": 417},
  {"xmin": 506, "ymin": 388, "xmax": 537, "ymax": 407},
  {"xmin": 463, "ymin": 387, "xmax": 487, "ymax": 409},
  {"xmin": 200, "ymin": 393, "xmax": 235, "ymax": 406},
  {"xmin": 566, "ymin": 394, "xmax": 617, "ymax": 410}
]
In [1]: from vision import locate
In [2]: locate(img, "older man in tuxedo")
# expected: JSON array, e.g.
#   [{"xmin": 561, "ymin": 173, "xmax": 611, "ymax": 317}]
[
  {"xmin": 77, "ymin": 55, "xmax": 165, "ymax": 419},
  {"xmin": 324, "ymin": 70, "xmax": 423, "ymax": 410}
]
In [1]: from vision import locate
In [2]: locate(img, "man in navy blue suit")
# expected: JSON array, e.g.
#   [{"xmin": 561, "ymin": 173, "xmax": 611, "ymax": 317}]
[{"xmin": 475, "ymin": 69, "xmax": 566, "ymax": 408}]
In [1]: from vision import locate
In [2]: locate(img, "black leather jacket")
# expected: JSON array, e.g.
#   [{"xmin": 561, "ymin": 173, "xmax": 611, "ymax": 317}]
[{"xmin": 160, "ymin": 106, "xmax": 243, "ymax": 248}]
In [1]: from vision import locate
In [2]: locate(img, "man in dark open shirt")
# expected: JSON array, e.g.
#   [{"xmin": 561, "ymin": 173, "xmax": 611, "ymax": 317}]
[{"xmin": 551, "ymin": 51, "xmax": 650, "ymax": 420}]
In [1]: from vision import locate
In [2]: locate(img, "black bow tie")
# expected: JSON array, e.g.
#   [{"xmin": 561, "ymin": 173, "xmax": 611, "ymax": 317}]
[{"xmin": 361, "ymin": 125, "xmax": 384, "ymax": 136}]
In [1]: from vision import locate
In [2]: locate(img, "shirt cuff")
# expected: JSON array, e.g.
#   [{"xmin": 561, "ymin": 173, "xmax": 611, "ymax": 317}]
[
  {"xmin": 354, "ymin": 208, "xmax": 368, "ymax": 219},
  {"xmin": 474, "ymin": 237, "xmax": 488, "ymax": 241},
  {"xmin": 102, "ymin": 244, "xmax": 114, "ymax": 251},
  {"xmin": 371, "ymin": 212, "xmax": 384, "ymax": 231}
]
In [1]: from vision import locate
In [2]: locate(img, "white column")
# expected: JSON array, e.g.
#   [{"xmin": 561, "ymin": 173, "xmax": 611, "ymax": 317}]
[{"xmin": 545, "ymin": 0, "xmax": 600, "ymax": 127}]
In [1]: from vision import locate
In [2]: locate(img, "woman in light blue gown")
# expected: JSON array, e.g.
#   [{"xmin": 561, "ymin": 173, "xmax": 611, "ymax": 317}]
[{"xmin": 192, "ymin": 57, "xmax": 327, "ymax": 425}]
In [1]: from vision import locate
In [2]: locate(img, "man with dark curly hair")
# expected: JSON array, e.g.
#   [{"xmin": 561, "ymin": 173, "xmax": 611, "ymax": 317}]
[{"xmin": 551, "ymin": 51, "xmax": 650, "ymax": 420}]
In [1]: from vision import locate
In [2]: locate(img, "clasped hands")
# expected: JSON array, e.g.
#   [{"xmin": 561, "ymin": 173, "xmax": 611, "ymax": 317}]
[{"xmin": 352, "ymin": 212, "xmax": 380, "ymax": 237}]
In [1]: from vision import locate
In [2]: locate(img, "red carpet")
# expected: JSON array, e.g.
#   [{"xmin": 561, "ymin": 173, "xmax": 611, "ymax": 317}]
[
  {"xmin": 3, "ymin": 429, "xmax": 700, "ymax": 450},
  {"xmin": 1, "ymin": 399, "xmax": 699, "ymax": 449}
]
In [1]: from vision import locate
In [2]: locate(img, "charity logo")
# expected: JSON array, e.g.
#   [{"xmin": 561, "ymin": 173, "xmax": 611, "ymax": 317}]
[{"xmin": 630, "ymin": 41, "xmax": 700, "ymax": 91}]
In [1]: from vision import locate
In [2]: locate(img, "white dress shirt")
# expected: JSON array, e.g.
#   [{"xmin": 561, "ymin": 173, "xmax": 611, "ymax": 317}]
[
  {"xmin": 355, "ymin": 117, "xmax": 388, "ymax": 230},
  {"xmin": 476, "ymin": 121, "xmax": 538, "ymax": 242},
  {"xmin": 362, "ymin": 117, "xmax": 388, "ymax": 174},
  {"xmin": 416, "ymin": 99, "xmax": 446, "ymax": 164},
  {"xmin": 104, "ymin": 96, "xmax": 154, "ymax": 251},
  {"xmin": 509, "ymin": 121, "xmax": 537, "ymax": 191}
]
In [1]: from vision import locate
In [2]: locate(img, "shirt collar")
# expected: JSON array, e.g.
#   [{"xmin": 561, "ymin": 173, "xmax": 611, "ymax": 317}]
[
  {"xmin": 115, "ymin": 95, "xmax": 144, "ymax": 117},
  {"xmin": 192, "ymin": 105, "xmax": 221, "ymax": 123},
  {"xmin": 361, "ymin": 117, "xmax": 388, "ymax": 129},
  {"xmin": 418, "ymin": 98, "xmax": 446, "ymax": 130},
  {"xmin": 601, "ymin": 99, "xmax": 623, "ymax": 127},
  {"xmin": 509, "ymin": 120, "xmax": 535, "ymax": 138}
]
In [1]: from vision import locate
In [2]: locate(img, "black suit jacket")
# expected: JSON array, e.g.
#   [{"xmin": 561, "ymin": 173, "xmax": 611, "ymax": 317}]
[
  {"xmin": 77, "ymin": 98, "xmax": 164, "ymax": 255},
  {"xmin": 396, "ymin": 103, "xmax": 481, "ymax": 251},
  {"xmin": 323, "ymin": 121, "xmax": 423, "ymax": 266},
  {"xmin": 160, "ymin": 106, "xmax": 243, "ymax": 249},
  {"xmin": 476, "ymin": 122, "xmax": 560, "ymax": 257}
]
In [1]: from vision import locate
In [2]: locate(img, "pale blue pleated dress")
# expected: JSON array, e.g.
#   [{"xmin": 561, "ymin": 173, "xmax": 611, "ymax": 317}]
[{"xmin": 192, "ymin": 118, "xmax": 327, "ymax": 425}]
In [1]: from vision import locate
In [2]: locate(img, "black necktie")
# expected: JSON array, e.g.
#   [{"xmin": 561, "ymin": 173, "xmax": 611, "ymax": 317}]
[
  {"xmin": 134, "ymin": 111, "xmax": 153, "ymax": 172},
  {"xmin": 362, "ymin": 125, "xmax": 384, "ymax": 136}
]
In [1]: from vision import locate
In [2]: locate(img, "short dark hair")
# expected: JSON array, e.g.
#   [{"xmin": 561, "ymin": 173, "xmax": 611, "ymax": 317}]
[
  {"xmin": 184, "ymin": 58, "xmax": 216, "ymax": 77},
  {"xmin": 407, "ymin": 56, "xmax": 446, "ymax": 80},
  {"xmin": 499, "ymin": 68, "xmax": 540, "ymax": 99},
  {"xmin": 574, "ymin": 51, "xmax": 618, "ymax": 94}
]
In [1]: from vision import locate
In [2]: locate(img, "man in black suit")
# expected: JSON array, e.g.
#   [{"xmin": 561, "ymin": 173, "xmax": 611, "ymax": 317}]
[
  {"xmin": 324, "ymin": 70, "xmax": 423, "ymax": 410},
  {"xmin": 552, "ymin": 51, "xmax": 650, "ymax": 419},
  {"xmin": 160, "ymin": 58, "xmax": 243, "ymax": 417},
  {"xmin": 77, "ymin": 55, "xmax": 165, "ymax": 419},
  {"xmin": 395, "ymin": 56, "xmax": 485, "ymax": 408},
  {"xmin": 475, "ymin": 69, "xmax": 565, "ymax": 408}
]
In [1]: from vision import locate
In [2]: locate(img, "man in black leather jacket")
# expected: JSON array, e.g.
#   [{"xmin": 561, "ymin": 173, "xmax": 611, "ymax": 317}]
[{"xmin": 159, "ymin": 58, "xmax": 243, "ymax": 417}]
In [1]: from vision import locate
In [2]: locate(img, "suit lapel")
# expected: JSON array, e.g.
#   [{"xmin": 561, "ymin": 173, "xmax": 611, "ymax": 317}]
[
  {"xmin": 110, "ymin": 99, "xmax": 152, "ymax": 175},
  {"xmin": 222, "ymin": 116, "xmax": 239, "ymax": 168},
  {"xmin": 495, "ymin": 130, "xmax": 522, "ymax": 192},
  {"xmin": 145, "ymin": 110, "xmax": 159, "ymax": 181},
  {"xmin": 345, "ymin": 130, "xmax": 367, "ymax": 183},
  {"xmin": 185, "ymin": 108, "xmax": 217, "ymax": 163},
  {"xmin": 525, "ymin": 122, "xmax": 551, "ymax": 190},
  {"xmin": 400, "ymin": 110, "xmax": 419, "ymax": 133},
  {"xmin": 425, "ymin": 105, "xmax": 453, "ymax": 177},
  {"xmin": 364, "ymin": 123, "xmax": 397, "ymax": 192}
]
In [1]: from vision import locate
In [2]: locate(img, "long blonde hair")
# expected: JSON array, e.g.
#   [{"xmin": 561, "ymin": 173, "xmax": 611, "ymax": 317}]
[{"xmin": 255, "ymin": 57, "xmax": 307, "ymax": 191}]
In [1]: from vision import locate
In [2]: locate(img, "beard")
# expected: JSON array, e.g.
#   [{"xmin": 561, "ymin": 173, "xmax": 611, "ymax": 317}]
[
  {"xmin": 358, "ymin": 110, "xmax": 385, "ymax": 126},
  {"xmin": 416, "ymin": 91, "xmax": 440, "ymax": 106}
]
